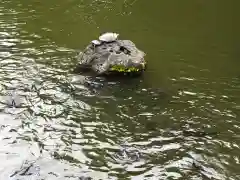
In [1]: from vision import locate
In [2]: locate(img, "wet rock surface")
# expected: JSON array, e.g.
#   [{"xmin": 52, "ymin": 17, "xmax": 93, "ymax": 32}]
[{"xmin": 76, "ymin": 39, "xmax": 146, "ymax": 75}]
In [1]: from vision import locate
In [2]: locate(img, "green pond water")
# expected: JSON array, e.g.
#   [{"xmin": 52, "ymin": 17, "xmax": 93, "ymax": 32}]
[{"xmin": 0, "ymin": 0, "xmax": 240, "ymax": 179}]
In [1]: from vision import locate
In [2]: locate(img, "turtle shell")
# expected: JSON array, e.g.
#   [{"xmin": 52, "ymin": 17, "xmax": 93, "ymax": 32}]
[
  {"xmin": 99, "ymin": 32, "xmax": 119, "ymax": 42},
  {"xmin": 91, "ymin": 40, "xmax": 101, "ymax": 45}
]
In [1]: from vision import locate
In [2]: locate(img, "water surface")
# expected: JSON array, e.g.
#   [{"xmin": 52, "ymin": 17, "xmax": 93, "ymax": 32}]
[{"xmin": 0, "ymin": 0, "xmax": 240, "ymax": 179}]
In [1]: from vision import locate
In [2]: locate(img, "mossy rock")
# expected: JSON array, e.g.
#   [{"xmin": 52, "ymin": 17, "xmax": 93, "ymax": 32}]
[{"xmin": 76, "ymin": 39, "xmax": 146, "ymax": 76}]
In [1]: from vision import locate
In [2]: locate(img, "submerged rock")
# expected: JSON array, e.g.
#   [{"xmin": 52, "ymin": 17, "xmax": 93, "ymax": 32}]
[{"xmin": 75, "ymin": 33, "xmax": 146, "ymax": 76}]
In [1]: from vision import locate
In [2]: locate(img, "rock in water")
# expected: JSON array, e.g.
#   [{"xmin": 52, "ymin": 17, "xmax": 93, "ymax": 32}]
[{"xmin": 76, "ymin": 34, "xmax": 146, "ymax": 76}]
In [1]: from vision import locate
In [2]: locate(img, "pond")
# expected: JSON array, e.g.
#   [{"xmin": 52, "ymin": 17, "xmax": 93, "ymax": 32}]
[{"xmin": 0, "ymin": 0, "xmax": 239, "ymax": 179}]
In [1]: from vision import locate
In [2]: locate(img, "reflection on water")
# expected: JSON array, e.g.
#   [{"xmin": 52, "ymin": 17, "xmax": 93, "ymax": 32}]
[{"xmin": 0, "ymin": 0, "xmax": 240, "ymax": 179}]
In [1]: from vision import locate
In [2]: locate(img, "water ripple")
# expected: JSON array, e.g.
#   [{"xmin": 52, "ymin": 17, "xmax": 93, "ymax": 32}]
[{"xmin": 0, "ymin": 0, "xmax": 240, "ymax": 179}]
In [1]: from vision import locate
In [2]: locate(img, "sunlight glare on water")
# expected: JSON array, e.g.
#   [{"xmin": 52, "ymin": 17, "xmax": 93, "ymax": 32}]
[{"xmin": 0, "ymin": 0, "xmax": 240, "ymax": 179}]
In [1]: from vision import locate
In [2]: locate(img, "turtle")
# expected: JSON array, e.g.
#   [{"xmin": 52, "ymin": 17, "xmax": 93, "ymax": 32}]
[
  {"xmin": 90, "ymin": 40, "xmax": 102, "ymax": 51},
  {"xmin": 99, "ymin": 32, "xmax": 119, "ymax": 42},
  {"xmin": 91, "ymin": 40, "xmax": 102, "ymax": 46},
  {"xmin": 91, "ymin": 32, "xmax": 119, "ymax": 50}
]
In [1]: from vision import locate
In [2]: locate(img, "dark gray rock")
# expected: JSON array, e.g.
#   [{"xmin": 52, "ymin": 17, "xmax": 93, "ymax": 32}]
[{"xmin": 76, "ymin": 39, "xmax": 146, "ymax": 76}]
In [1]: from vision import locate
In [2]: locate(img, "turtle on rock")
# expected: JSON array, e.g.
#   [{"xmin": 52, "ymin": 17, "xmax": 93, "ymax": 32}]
[
  {"xmin": 91, "ymin": 32, "xmax": 119, "ymax": 47},
  {"xmin": 76, "ymin": 31, "xmax": 146, "ymax": 76},
  {"xmin": 99, "ymin": 32, "xmax": 119, "ymax": 42},
  {"xmin": 91, "ymin": 40, "xmax": 102, "ymax": 46}
]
